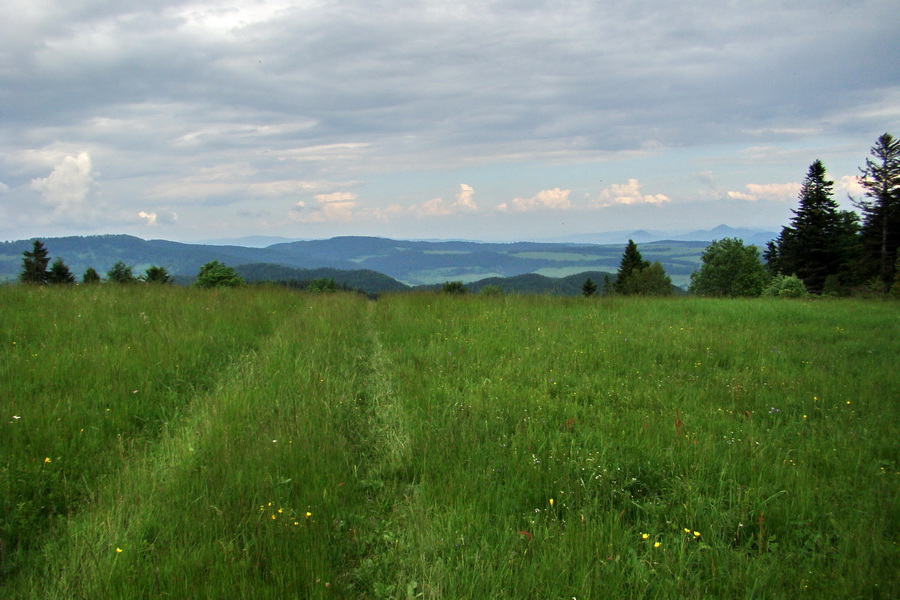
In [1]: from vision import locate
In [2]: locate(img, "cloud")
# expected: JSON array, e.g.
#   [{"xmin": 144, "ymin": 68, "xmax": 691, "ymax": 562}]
[
  {"xmin": 836, "ymin": 175, "xmax": 865, "ymax": 199},
  {"xmin": 726, "ymin": 182, "xmax": 801, "ymax": 202},
  {"xmin": 30, "ymin": 152, "xmax": 95, "ymax": 207},
  {"xmin": 292, "ymin": 192, "xmax": 359, "ymax": 222},
  {"xmin": 497, "ymin": 188, "xmax": 572, "ymax": 212},
  {"xmin": 409, "ymin": 184, "xmax": 480, "ymax": 217},
  {"xmin": 138, "ymin": 210, "xmax": 178, "ymax": 225},
  {"xmin": 0, "ymin": 181, "xmax": 9, "ymax": 194},
  {"xmin": 594, "ymin": 179, "xmax": 670, "ymax": 208}
]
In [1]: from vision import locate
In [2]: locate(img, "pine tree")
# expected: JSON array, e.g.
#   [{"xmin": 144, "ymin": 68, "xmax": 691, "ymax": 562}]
[
  {"xmin": 614, "ymin": 240, "xmax": 650, "ymax": 293},
  {"xmin": 856, "ymin": 133, "xmax": 900, "ymax": 286},
  {"xmin": 107, "ymin": 261, "xmax": 137, "ymax": 284},
  {"xmin": 19, "ymin": 240, "xmax": 51, "ymax": 284},
  {"xmin": 82, "ymin": 268, "xmax": 101, "ymax": 284},
  {"xmin": 765, "ymin": 160, "xmax": 859, "ymax": 293},
  {"xmin": 142, "ymin": 265, "xmax": 173, "ymax": 284},
  {"xmin": 581, "ymin": 277, "xmax": 597, "ymax": 297},
  {"xmin": 47, "ymin": 257, "xmax": 76, "ymax": 284}
]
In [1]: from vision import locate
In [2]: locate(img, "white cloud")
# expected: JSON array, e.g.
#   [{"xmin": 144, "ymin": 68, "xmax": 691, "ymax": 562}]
[
  {"xmin": 593, "ymin": 179, "xmax": 670, "ymax": 208},
  {"xmin": 30, "ymin": 152, "xmax": 95, "ymax": 207},
  {"xmin": 408, "ymin": 184, "xmax": 480, "ymax": 217},
  {"xmin": 314, "ymin": 191, "xmax": 358, "ymax": 204},
  {"xmin": 293, "ymin": 191, "xmax": 359, "ymax": 222},
  {"xmin": 0, "ymin": 181, "xmax": 9, "ymax": 194},
  {"xmin": 726, "ymin": 182, "xmax": 800, "ymax": 202},
  {"xmin": 836, "ymin": 175, "xmax": 865, "ymax": 199},
  {"xmin": 138, "ymin": 210, "xmax": 178, "ymax": 225},
  {"xmin": 497, "ymin": 188, "xmax": 572, "ymax": 212}
]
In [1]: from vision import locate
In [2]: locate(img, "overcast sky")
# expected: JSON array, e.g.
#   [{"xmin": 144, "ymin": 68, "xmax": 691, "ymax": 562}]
[{"xmin": 1, "ymin": 0, "xmax": 898, "ymax": 243}]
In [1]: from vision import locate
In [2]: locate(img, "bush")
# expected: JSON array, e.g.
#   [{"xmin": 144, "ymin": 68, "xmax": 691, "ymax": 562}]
[
  {"xmin": 195, "ymin": 261, "xmax": 244, "ymax": 288},
  {"xmin": 689, "ymin": 238, "xmax": 769, "ymax": 297},
  {"xmin": 440, "ymin": 281, "xmax": 467, "ymax": 294},
  {"xmin": 763, "ymin": 274, "xmax": 809, "ymax": 298}
]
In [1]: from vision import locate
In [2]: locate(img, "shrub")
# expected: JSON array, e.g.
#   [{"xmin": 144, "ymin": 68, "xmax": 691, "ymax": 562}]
[{"xmin": 762, "ymin": 274, "xmax": 809, "ymax": 298}]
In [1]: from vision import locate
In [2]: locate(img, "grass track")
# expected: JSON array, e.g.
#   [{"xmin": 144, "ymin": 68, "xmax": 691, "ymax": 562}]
[{"xmin": 1, "ymin": 286, "xmax": 898, "ymax": 598}]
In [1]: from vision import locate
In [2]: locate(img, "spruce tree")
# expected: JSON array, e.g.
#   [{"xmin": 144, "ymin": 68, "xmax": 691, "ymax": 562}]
[
  {"xmin": 19, "ymin": 240, "xmax": 51, "ymax": 284},
  {"xmin": 581, "ymin": 277, "xmax": 597, "ymax": 297},
  {"xmin": 856, "ymin": 133, "xmax": 900, "ymax": 286},
  {"xmin": 614, "ymin": 240, "xmax": 650, "ymax": 293},
  {"xmin": 765, "ymin": 160, "xmax": 859, "ymax": 293},
  {"xmin": 107, "ymin": 261, "xmax": 137, "ymax": 284},
  {"xmin": 82, "ymin": 268, "xmax": 101, "ymax": 284},
  {"xmin": 142, "ymin": 265, "xmax": 173, "ymax": 284},
  {"xmin": 47, "ymin": 257, "xmax": 76, "ymax": 284}
]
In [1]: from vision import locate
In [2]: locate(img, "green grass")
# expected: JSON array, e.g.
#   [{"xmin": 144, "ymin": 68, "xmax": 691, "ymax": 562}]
[{"xmin": 1, "ymin": 286, "xmax": 898, "ymax": 598}]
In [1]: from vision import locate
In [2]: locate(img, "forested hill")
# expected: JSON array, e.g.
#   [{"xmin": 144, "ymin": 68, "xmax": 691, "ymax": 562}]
[{"xmin": 0, "ymin": 234, "xmax": 712, "ymax": 289}]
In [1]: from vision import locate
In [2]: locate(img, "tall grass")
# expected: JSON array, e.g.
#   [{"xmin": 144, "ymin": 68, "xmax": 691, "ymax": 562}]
[{"xmin": 1, "ymin": 287, "xmax": 897, "ymax": 598}]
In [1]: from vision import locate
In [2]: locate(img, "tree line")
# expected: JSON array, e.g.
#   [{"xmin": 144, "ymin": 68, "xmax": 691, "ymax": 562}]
[
  {"xmin": 17, "ymin": 243, "xmax": 244, "ymax": 288},
  {"xmin": 599, "ymin": 132, "xmax": 899, "ymax": 298}
]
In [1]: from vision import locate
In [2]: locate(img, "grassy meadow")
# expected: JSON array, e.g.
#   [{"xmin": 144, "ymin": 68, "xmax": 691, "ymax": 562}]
[{"xmin": 1, "ymin": 285, "xmax": 897, "ymax": 599}]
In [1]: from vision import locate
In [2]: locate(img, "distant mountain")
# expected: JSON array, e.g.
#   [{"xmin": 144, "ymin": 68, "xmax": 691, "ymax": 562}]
[
  {"xmin": 195, "ymin": 235, "xmax": 304, "ymax": 247},
  {"xmin": 546, "ymin": 224, "xmax": 776, "ymax": 246},
  {"xmin": 235, "ymin": 263, "xmax": 409, "ymax": 294},
  {"xmin": 0, "ymin": 234, "xmax": 713, "ymax": 289}
]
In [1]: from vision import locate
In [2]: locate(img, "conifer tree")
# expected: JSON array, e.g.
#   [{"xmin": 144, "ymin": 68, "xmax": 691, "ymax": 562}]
[
  {"xmin": 47, "ymin": 257, "xmax": 76, "ymax": 284},
  {"xmin": 107, "ymin": 261, "xmax": 137, "ymax": 284},
  {"xmin": 82, "ymin": 267, "xmax": 101, "ymax": 284},
  {"xmin": 764, "ymin": 160, "xmax": 859, "ymax": 293},
  {"xmin": 142, "ymin": 265, "xmax": 173, "ymax": 284},
  {"xmin": 614, "ymin": 240, "xmax": 650, "ymax": 293},
  {"xmin": 856, "ymin": 133, "xmax": 900, "ymax": 286},
  {"xmin": 19, "ymin": 239, "xmax": 51, "ymax": 284},
  {"xmin": 581, "ymin": 277, "xmax": 597, "ymax": 297}
]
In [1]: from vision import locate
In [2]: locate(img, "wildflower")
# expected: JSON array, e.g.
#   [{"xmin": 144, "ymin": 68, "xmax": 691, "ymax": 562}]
[
  {"xmin": 641, "ymin": 533, "xmax": 649, "ymax": 540},
  {"xmin": 654, "ymin": 541, "xmax": 662, "ymax": 548},
  {"xmin": 693, "ymin": 531, "xmax": 701, "ymax": 537},
  {"xmin": 306, "ymin": 512, "xmax": 312, "ymax": 518},
  {"xmin": 684, "ymin": 528, "xmax": 691, "ymax": 533},
  {"xmin": 549, "ymin": 498, "xmax": 554, "ymax": 507},
  {"xmin": 116, "ymin": 548, "xmax": 123, "ymax": 553},
  {"xmin": 44, "ymin": 457, "xmax": 51, "ymax": 464}
]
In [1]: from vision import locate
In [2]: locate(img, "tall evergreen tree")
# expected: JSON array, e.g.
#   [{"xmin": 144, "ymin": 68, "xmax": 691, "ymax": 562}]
[
  {"xmin": 47, "ymin": 257, "xmax": 76, "ymax": 284},
  {"xmin": 765, "ymin": 160, "xmax": 859, "ymax": 293},
  {"xmin": 614, "ymin": 239, "xmax": 650, "ymax": 293},
  {"xmin": 856, "ymin": 132, "xmax": 900, "ymax": 286},
  {"xmin": 19, "ymin": 239, "xmax": 51, "ymax": 284}
]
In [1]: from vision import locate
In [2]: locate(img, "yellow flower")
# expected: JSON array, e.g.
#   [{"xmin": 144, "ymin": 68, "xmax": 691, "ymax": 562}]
[
  {"xmin": 306, "ymin": 512, "xmax": 312, "ymax": 518},
  {"xmin": 116, "ymin": 548, "xmax": 123, "ymax": 553},
  {"xmin": 44, "ymin": 457, "xmax": 51, "ymax": 464},
  {"xmin": 684, "ymin": 528, "xmax": 691, "ymax": 533},
  {"xmin": 693, "ymin": 531, "xmax": 701, "ymax": 537},
  {"xmin": 654, "ymin": 542, "xmax": 662, "ymax": 548},
  {"xmin": 549, "ymin": 498, "xmax": 554, "ymax": 507},
  {"xmin": 641, "ymin": 533, "xmax": 649, "ymax": 540}
]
